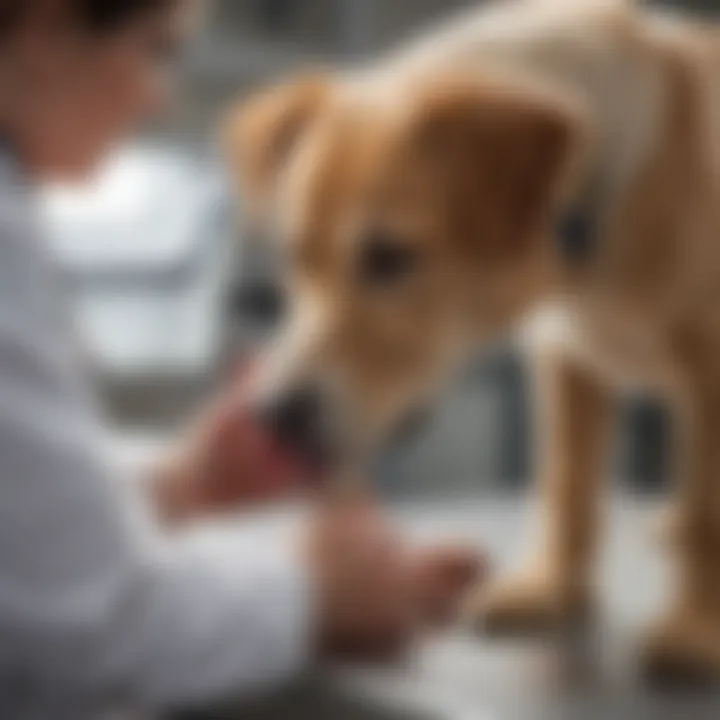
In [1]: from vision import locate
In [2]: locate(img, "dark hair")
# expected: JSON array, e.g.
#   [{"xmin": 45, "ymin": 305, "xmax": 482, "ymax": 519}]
[
  {"xmin": 74, "ymin": 0, "xmax": 173, "ymax": 32},
  {"xmin": 1, "ymin": 0, "xmax": 172, "ymax": 38}
]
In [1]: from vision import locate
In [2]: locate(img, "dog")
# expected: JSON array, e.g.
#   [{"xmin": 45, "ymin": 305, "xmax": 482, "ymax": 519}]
[{"xmin": 224, "ymin": 0, "xmax": 720, "ymax": 682}]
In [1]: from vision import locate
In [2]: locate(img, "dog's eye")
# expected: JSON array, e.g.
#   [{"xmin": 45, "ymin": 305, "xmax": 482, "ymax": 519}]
[{"xmin": 358, "ymin": 232, "xmax": 420, "ymax": 287}]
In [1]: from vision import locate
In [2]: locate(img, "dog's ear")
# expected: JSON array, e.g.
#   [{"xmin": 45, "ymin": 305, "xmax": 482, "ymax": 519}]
[
  {"xmin": 222, "ymin": 74, "xmax": 331, "ymax": 213},
  {"xmin": 410, "ymin": 77, "xmax": 586, "ymax": 262}
]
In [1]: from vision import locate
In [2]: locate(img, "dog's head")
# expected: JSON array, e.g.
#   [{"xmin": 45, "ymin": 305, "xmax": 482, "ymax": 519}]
[{"xmin": 225, "ymin": 71, "xmax": 585, "ymax": 471}]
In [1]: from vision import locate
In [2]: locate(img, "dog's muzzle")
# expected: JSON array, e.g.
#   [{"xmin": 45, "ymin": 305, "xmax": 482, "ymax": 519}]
[{"xmin": 255, "ymin": 385, "xmax": 335, "ymax": 473}]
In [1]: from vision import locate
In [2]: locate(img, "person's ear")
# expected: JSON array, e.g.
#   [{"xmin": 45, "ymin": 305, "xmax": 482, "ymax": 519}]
[
  {"xmin": 222, "ymin": 74, "xmax": 331, "ymax": 214},
  {"xmin": 409, "ymin": 75, "xmax": 587, "ymax": 263}
]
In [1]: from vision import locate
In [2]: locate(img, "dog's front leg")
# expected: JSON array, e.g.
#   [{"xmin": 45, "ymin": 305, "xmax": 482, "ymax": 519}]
[
  {"xmin": 467, "ymin": 350, "xmax": 613, "ymax": 635},
  {"xmin": 642, "ymin": 371, "xmax": 720, "ymax": 684}
]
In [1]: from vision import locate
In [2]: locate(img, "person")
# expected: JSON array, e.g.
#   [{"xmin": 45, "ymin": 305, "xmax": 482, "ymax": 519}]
[{"xmin": 0, "ymin": 1, "xmax": 483, "ymax": 717}]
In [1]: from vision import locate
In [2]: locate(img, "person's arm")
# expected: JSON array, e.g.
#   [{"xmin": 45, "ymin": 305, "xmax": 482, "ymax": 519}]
[{"xmin": 0, "ymin": 317, "xmax": 314, "ymax": 709}]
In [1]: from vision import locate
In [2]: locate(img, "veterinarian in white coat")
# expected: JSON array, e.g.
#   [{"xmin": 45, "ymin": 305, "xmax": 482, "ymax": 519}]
[{"xmin": 0, "ymin": 2, "xmax": 480, "ymax": 717}]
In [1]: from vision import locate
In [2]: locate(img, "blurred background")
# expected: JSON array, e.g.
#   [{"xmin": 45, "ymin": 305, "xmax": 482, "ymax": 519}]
[{"xmin": 41, "ymin": 0, "xmax": 712, "ymax": 497}]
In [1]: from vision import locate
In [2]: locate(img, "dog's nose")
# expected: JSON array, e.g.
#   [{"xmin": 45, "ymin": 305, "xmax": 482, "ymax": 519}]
[
  {"xmin": 229, "ymin": 280, "xmax": 286, "ymax": 326},
  {"xmin": 260, "ymin": 387, "xmax": 324, "ymax": 455}
]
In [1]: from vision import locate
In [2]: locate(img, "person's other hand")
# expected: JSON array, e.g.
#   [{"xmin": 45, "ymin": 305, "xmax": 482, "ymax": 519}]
[{"xmin": 306, "ymin": 495, "xmax": 486, "ymax": 662}]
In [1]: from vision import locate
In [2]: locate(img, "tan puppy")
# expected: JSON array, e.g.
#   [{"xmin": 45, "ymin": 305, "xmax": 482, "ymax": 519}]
[{"xmin": 225, "ymin": 0, "xmax": 720, "ymax": 682}]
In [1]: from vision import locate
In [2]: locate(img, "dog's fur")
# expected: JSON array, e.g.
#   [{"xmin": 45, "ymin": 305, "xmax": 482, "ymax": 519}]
[{"xmin": 226, "ymin": 0, "xmax": 720, "ymax": 679}]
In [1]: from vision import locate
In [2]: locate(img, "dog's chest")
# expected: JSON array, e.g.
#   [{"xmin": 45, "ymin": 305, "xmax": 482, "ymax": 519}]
[{"xmin": 523, "ymin": 299, "xmax": 674, "ymax": 392}]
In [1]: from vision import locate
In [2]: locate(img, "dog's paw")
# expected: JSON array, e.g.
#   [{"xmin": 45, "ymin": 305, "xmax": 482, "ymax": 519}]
[
  {"xmin": 641, "ymin": 609, "xmax": 720, "ymax": 689},
  {"xmin": 464, "ymin": 572, "xmax": 593, "ymax": 638}
]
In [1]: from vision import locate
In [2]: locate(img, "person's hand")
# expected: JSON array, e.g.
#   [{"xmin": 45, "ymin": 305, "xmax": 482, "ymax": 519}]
[
  {"xmin": 305, "ymin": 494, "xmax": 486, "ymax": 662},
  {"xmin": 152, "ymin": 380, "xmax": 301, "ymax": 524},
  {"xmin": 409, "ymin": 543, "xmax": 488, "ymax": 628}
]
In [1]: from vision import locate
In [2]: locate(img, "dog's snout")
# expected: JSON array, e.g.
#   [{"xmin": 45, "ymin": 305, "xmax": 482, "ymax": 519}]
[{"xmin": 260, "ymin": 387, "xmax": 324, "ymax": 455}]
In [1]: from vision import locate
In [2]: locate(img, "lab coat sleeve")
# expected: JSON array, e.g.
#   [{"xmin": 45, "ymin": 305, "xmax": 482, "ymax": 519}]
[
  {"xmin": 0, "ymin": 320, "xmax": 315, "ymax": 710},
  {"xmin": 0, "ymin": 176, "xmax": 315, "ymax": 710}
]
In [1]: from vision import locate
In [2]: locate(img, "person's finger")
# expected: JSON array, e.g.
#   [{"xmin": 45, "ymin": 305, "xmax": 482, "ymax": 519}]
[
  {"xmin": 232, "ymin": 354, "xmax": 258, "ymax": 386},
  {"xmin": 411, "ymin": 544, "xmax": 488, "ymax": 627},
  {"xmin": 428, "ymin": 545, "xmax": 488, "ymax": 588}
]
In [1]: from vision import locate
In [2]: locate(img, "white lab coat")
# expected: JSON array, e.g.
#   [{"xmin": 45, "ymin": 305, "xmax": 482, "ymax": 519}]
[{"xmin": 0, "ymin": 148, "xmax": 312, "ymax": 719}]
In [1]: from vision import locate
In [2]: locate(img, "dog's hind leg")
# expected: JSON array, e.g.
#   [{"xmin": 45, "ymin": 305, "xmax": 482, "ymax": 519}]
[{"xmin": 466, "ymin": 349, "xmax": 614, "ymax": 636}]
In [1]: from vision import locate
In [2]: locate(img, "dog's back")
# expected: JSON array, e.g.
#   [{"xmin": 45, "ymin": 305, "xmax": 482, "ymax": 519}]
[{"xmin": 343, "ymin": 1, "xmax": 720, "ymax": 388}]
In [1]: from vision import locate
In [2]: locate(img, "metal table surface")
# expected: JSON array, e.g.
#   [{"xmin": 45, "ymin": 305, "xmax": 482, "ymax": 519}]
[{"xmin": 173, "ymin": 495, "xmax": 720, "ymax": 720}]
